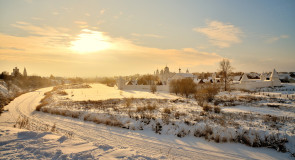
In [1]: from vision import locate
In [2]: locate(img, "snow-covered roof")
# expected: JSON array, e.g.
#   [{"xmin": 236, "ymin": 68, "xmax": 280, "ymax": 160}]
[
  {"xmin": 278, "ymin": 73, "xmax": 291, "ymax": 79},
  {"xmin": 240, "ymin": 73, "xmax": 249, "ymax": 82},
  {"xmin": 170, "ymin": 73, "xmax": 194, "ymax": 79},
  {"xmin": 233, "ymin": 76, "xmax": 241, "ymax": 81},
  {"xmin": 270, "ymin": 69, "xmax": 279, "ymax": 78}
]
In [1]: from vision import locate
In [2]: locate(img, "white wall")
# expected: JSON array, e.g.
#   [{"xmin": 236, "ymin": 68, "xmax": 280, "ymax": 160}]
[{"xmin": 233, "ymin": 80, "xmax": 281, "ymax": 90}]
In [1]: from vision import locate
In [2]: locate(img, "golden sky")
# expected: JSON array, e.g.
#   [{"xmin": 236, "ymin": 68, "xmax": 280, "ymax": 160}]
[{"xmin": 0, "ymin": 0, "xmax": 294, "ymax": 77}]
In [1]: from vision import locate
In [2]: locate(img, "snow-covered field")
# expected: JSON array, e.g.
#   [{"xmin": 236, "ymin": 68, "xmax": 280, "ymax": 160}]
[
  {"xmin": 64, "ymin": 83, "xmax": 178, "ymax": 101},
  {"xmin": 0, "ymin": 84, "xmax": 294, "ymax": 159},
  {"xmin": 222, "ymin": 105, "xmax": 295, "ymax": 117}
]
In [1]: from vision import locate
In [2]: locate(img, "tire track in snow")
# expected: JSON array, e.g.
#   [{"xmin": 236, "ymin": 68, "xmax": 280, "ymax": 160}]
[
  {"xmin": 31, "ymin": 110, "xmax": 253, "ymax": 160},
  {"xmin": 5, "ymin": 88, "xmax": 269, "ymax": 160}
]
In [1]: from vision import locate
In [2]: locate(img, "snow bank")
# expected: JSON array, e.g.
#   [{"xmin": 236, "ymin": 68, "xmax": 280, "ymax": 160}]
[{"xmin": 0, "ymin": 127, "xmax": 158, "ymax": 160}]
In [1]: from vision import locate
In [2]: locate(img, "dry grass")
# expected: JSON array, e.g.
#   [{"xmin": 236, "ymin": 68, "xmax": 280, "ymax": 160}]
[
  {"xmin": 147, "ymin": 104, "xmax": 157, "ymax": 111},
  {"xmin": 36, "ymin": 102, "xmax": 49, "ymax": 111},
  {"xmin": 263, "ymin": 114, "xmax": 278, "ymax": 123},
  {"xmin": 36, "ymin": 89, "xmax": 54, "ymax": 111},
  {"xmin": 14, "ymin": 116, "xmax": 29, "ymax": 129},
  {"xmin": 214, "ymin": 106, "xmax": 221, "ymax": 113},
  {"xmin": 57, "ymin": 90, "xmax": 68, "ymax": 96},
  {"xmin": 124, "ymin": 97, "xmax": 134, "ymax": 108},
  {"xmin": 202, "ymin": 104, "xmax": 212, "ymax": 112},
  {"xmin": 163, "ymin": 108, "xmax": 171, "ymax": 114},
  {"xmin": 174, "ymin": 111, "xmax": 186, "ymax": 119}
]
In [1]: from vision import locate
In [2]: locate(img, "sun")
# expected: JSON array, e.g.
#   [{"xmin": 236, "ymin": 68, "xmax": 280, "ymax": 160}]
[{"xmin": 70, "ymin": 29, "xmax": 111, "ymax": 53}]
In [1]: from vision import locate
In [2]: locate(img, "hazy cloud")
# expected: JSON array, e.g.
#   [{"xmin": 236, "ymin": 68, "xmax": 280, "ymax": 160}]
[
  {"xmin": 8, "ymin": 22, "xmax": 72, "ymax": 50},
  {"xmin": 52, "ymin": 11, "xmax": 59, "ymax": 15},
  {"xmin": 12, "ymin": 22, "xmax": 70, "ymax": 39},
  {"xmin": 266, "ymin": 35, "xmax": 289, "ymax": 43},
  {"xmin": 100, "ymin": 9, "xmax": 106, "ymax": 15},
  {"xmin": 194, "ymin": 20, "xmax": 243, "ymax": 48},
  {"xmin": 131, "ymin": 33, "xmax": 163, "ymax": 39},
  {"xmin": 74, "ymin": 21, "xmax": 88, "ymax": 28},
  {"xmin": 31, "ymin": 17, "xmax": 43, "ymax": 21}
]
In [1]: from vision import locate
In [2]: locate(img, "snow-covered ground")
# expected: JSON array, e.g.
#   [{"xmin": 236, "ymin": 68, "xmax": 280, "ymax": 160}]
[
  {"xmin": 222, "ymin": 105, "xmax": 295, "ymax": 117},
  {"xmin": 0, "ymin": 85, "xmax": 294, "ymax": 159},
  {"xmin": 64, "ymin": 83, "xmax": 178, "ymax": 101},
  {"xmin": 0, "ymin": 127, "xmax": 97, "ymax": 159}
]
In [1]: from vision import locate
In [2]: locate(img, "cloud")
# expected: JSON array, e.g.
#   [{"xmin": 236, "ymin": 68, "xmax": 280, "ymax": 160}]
[
  {"xmin": 74, "ymin": 21, "xmax": 87, "ymax": 25},
  {"xmin": 0, "ymin": 47, "xmax": 25, "ymax": 51},
  {"xmin": 52, "ymin": 11, "xmax": 59, "ymax": 15},
  {"xmin": 74, "ymin": 21, "xmax": 88, "ymax": 28},
  {"xmin": 266, "ymin": 35, "xmax": 289, "ymax": 43},
  {"xmin": 11, "ymin": 22, "xmax": 71, "ymax": 46},
  {"xmin": 31, "ymin": 17, "xmax": 43, "ymax": 21},
  {"xmin": 100, "ymin": 9, "xmax": 106, "ymax": 15},
  {"xmin": 0, "ymin": 23, "xmax": 223, "ymax": 76},
  {"xmin": 193, "ymin": 20, "xmax": 243, "ymax": 48},
  {"xmin": 131, "ymin": 33, "xmax": 163, "ymax": 39},
  {"xmin": 101, "ymin": 34, "xmax": 222, "ymax": 67}
]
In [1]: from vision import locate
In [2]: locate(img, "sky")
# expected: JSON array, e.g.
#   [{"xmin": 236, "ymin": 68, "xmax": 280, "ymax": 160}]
[{"xmin": 0, "ymin": 0, "xmax": 294, "ymax": 77}]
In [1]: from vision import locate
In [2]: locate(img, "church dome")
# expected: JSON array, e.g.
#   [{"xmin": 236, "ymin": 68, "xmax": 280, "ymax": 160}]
[{"xmin": 164, "ymin": 66, "xmax": 169, "ymax": 74}]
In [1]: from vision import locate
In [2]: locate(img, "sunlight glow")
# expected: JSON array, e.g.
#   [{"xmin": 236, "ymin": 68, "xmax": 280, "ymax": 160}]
[{"xmin": 70, "ymin": 29, "xmax": 111, "ymax": 53}]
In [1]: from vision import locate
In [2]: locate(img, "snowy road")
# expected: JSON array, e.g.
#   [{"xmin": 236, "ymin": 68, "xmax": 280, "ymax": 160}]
[{"xmin": 0, "ymin": 87, "xmax": 292, "ymax": 160}]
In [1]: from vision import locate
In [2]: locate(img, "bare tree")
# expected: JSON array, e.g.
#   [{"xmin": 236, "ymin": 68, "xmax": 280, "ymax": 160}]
[{"xmin": 219, "ymin": 59, "xmax": 233, "ymax": 91}]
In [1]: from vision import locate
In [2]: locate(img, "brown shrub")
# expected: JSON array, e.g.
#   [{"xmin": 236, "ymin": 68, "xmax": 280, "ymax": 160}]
[
  {"xmin": 195, "ymin": 83, "xmax": 220, "ymax": 106},
  {"xmin": 263, "ymin": 115, "xmax": 278, "ymax": 123},
  {"xmin": 170, "ymin": 78, "xmax": 196, "ymax": 97},
  {"xmin": 150, "ymin": 84, "xmax": 157, "ymax": 94},
  {"xmin": 193, "ymin": 115, "xmax": 203, "ymax": 122},
  {"xmin": 105, "ymin": 118, "xmax": 122, "ymax": 127},
  {"xmin": 36, "ymin": 102, "xmax": 48, "ymax": 111},
  {"xmin": 57, "ymin": 90, "xmax": 68, "ymax": 96},
  {"xmin": 202, "ymin": 104, "xmax": 212, "ymax": 112},
  {"xmin": 222, "ymin": 137, "xmax": 227, "ymax": 143},
  {"xmin": 147, "ymin": 104, "xmax": 157, "ymax": 111},
  {"xmin": 51, "ymin": 123, "xmax": 56, "ymax": 132},
  {"xmin": 71, "ymin": 112, "xmax": 80, "ymax": 118},
  {"xmin": 124, "ymin": 97, "xmax": 133, "ymax": 108},
  {"xmin": 174, "ymin": 111, "xmax": 180, "ymax": 119},
  {"xmin": 83, "ymin": 114, "xmax": 91, "ymax": 121},
  {"xmin": 41, "ymin": 107, "xmax": 49, "ymax": 113},
  {"xmin": 214, "ymin": 135, "xmax": 220, "ymax": 143},
  {"xmin": 162, "ymin": 113, "xmax": 170, "ymax": 124},
  {"xmin": 214, "ymin": 106, "xmax": 221, "ymax": 113},
  {"xmin": 205, "ymin": 125, "xmax": 213, "ymax": 135},
  {"xmin": 93, "ymin": 118, "xmax": 102, "ymax": 124},
  {"xmin": 163, "ymin": 108, "xmax": 171, "ymax": 114},
  {"xmin": 15, "ymin": 116, "xmax": 29, "ymax": 129}
]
